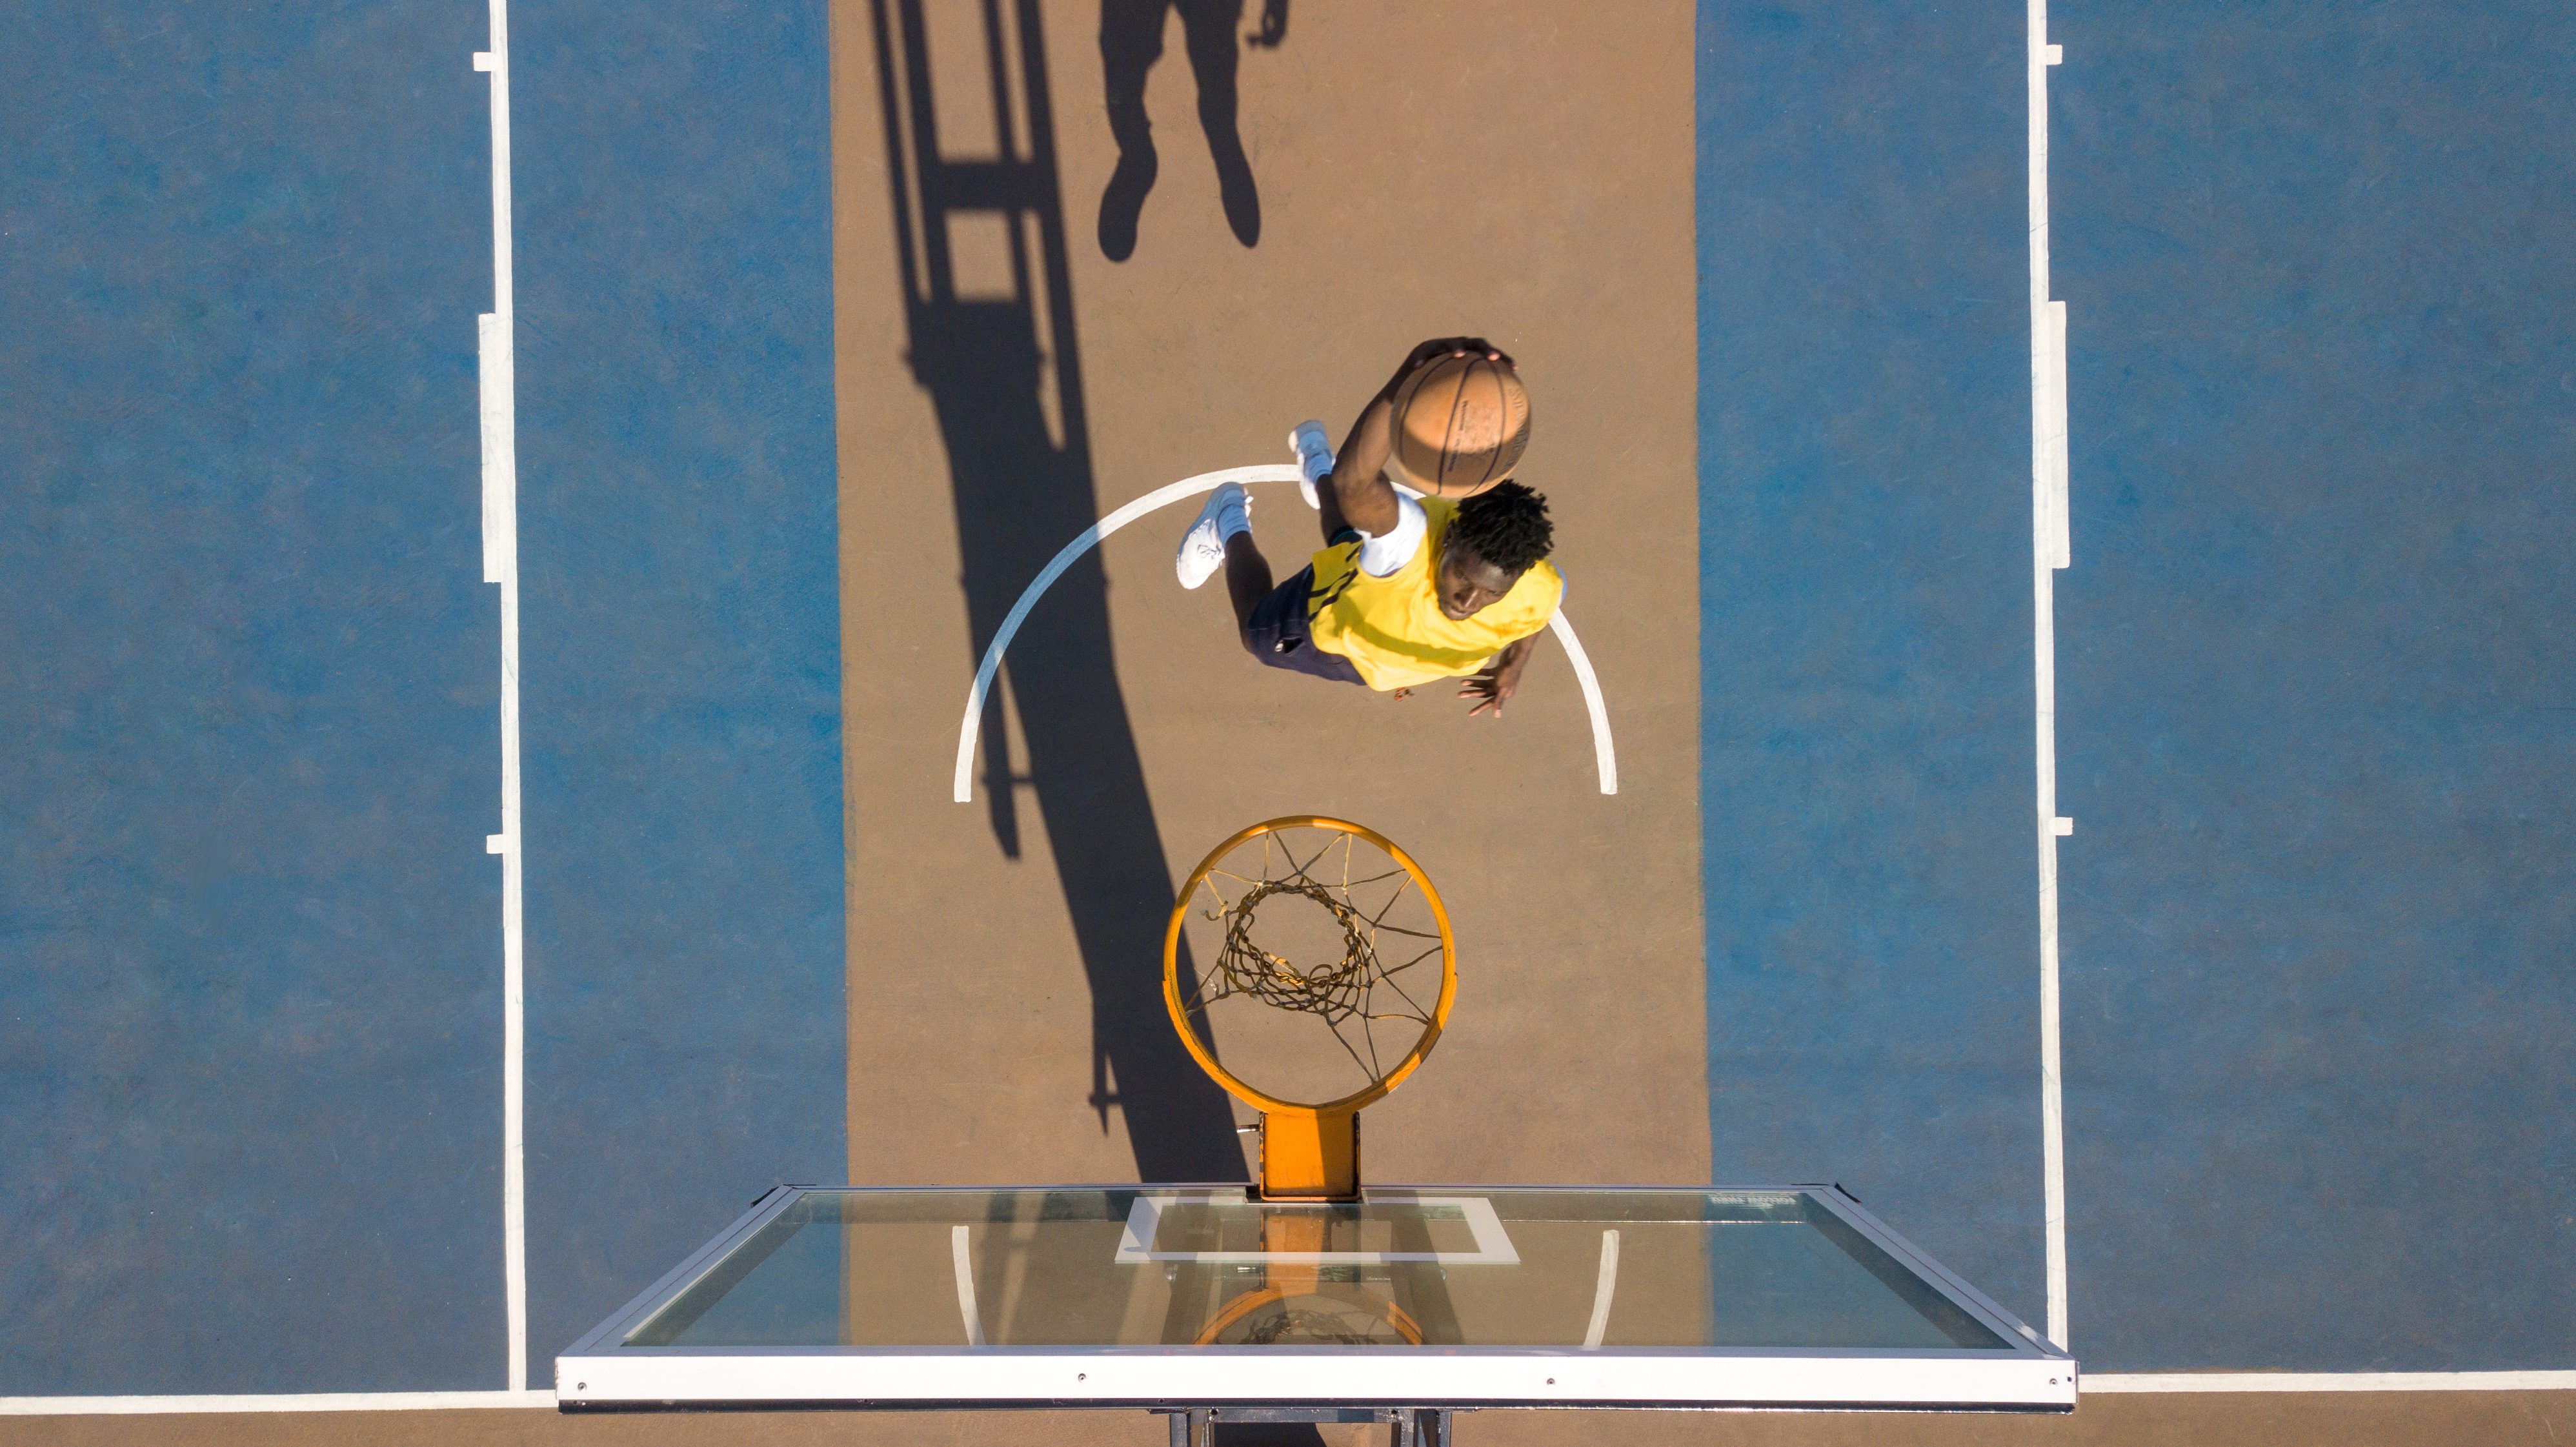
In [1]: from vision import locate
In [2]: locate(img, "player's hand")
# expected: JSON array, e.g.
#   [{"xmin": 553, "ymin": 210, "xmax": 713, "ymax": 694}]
[
  {"xmin": 1247, "ymin": 0, "xmax": 1287, "ymax": 47},
  {"xmin": 1402, "ymin": 336, "xmax": 1514, "ymax": 376},
  {"xmin": 1459, "ymin": 663, "xmax": 1515, "ymax": 718}
]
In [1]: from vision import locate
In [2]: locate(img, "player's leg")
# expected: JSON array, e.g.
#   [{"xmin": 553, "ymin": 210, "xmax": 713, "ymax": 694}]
[
  {"xmin": 1289, "ymin": 420, "xmax": 1334, "ymax": 526},
  {"xmin": 1176, "ymin": 482, "xmax": 1272, "ymax": 636},
  {"xmin": 1176, "ymin": 481, "xmax": 1251, "ymax": 591},
  {"xmin": 1096, "ymin": 0, "xmax": 1167, "ymax": 261},
  {"xmin": 1222, "ymin": 531, "xmax": 1273, "ymax": 636},
  {"xmin": 1176, "ymin": 0, "xmax": 1257, "ymax": 247},
  {"xmin": 1177, "ymin": 480, "xmax": 1362, "ymax": 685}
]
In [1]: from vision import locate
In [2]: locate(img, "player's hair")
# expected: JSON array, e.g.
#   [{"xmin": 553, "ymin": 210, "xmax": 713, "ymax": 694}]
[{"xmin": 1447, "ymin": 481, "xmax": 1553, "ymax": 574}]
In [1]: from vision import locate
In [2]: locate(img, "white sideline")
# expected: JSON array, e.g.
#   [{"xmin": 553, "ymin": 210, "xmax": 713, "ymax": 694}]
[
  {"xmin": 475, "ymin": 0, "xmax": 528, "ymax": 1395},
  {"xmin": 1, "ymin": 1393, "xmax": 556, "ymax": 1415},
  {"xmin": 2026, "ymin": 0, "xmax": 2073, "ymax": 1353},
  {"xmin": 950, "ymin": 465, "xmax": 1618, "ymax": 803},
  {"xmin": 2087, "ymin": 1373, "xmax": 2576, "ymax": 1393}
]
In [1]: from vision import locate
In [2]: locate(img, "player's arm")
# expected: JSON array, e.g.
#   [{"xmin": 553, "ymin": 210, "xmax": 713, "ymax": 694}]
[{"xmin": 1322, "ymin": 337, "xmax": 1511, "ymax": 540}]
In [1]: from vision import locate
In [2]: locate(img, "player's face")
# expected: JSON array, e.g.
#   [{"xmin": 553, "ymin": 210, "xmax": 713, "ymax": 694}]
[{"xmin": 1435, "ymin": 542, "xmax": 1521, "ymax": 620}]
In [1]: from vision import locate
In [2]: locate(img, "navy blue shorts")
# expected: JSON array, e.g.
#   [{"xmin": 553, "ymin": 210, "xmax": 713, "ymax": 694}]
[{"xmin": 1243, "ymin": 565, "xmax": 1366, "ymax": 686}]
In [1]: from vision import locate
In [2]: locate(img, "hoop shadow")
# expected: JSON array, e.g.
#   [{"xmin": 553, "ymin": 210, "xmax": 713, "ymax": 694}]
[{"xmin": 866, "ymin": 0, "xmax": 1243, "ymax": 1182}]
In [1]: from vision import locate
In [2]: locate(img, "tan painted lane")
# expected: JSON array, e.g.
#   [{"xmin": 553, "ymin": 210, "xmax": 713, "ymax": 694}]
[{"xmin": 831, "ymin": 0, "xmax": 1702, "ymax": 1192}]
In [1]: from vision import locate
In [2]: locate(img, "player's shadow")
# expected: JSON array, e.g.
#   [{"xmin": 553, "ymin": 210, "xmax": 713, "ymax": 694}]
[
  {"xmin": 1096, "ymin": 0, "xmax": 1280, "ymax": 259},
  {"xmin": 867, "ymin": 0, "xmax": 1245, "ymax": 1184}
]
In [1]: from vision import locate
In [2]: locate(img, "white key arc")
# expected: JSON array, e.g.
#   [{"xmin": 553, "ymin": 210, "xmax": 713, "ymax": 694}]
[{"xmin": 951, "ymin": 465, "xmax": 1618, "ymax": 802}]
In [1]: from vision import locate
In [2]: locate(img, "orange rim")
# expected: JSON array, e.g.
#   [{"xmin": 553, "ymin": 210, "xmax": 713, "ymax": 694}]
[{"xmin": 1162, "ymin": 816, "xmax": 1456, "ymax": 1115}]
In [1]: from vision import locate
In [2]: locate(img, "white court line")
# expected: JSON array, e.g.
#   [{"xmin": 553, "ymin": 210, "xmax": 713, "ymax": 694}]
[
  {"xmin": 1, "ymin": 1393, "xmax": 556, "ymax": 1416},
  {"xmin": 1546, "ymin": 611, "xmax": 1619, "ymax": 794},
  {"xmin": 1580, "ymin": 1228, "xmax": 1621, "ymax": 1350},
  {"xmin": 2086, "ymin": 1373, "xmax": 2576, "ymax": 1393},
  {"xmin": 950, "ymin": 1226, "xmax": 987, "ymax": 1346},
  {"xmin": 2026, "ymin": 0, "xmax": 2072, "ymax": 1353},
  {"xmin": 950, "ymin": 465, "xmax": 1618, "ymax": 802},
  {"xmin": 475, "ymin": 0, "xmax": 528, "ymax": 1395}
]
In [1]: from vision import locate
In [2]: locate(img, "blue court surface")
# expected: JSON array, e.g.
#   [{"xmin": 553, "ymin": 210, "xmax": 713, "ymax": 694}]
[
  {"xmin": 1697, "ymin": 0, "xmax": 2575, "ymax": 1374},
  {"xmin": 3, "ymin": 0, "xmax": 2570, "ymax": 1404}
]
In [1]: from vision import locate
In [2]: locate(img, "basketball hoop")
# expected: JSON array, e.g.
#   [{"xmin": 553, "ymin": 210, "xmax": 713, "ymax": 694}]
[{"xmin": 1163, "ymin": 818, "xmax": 1457, "ymax": 1199}]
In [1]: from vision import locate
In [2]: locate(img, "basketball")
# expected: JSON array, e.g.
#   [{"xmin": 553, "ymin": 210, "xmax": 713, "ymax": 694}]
[{"xmin": 1387, "ymin": 354, "xmax": 1532, "ymax": 498}]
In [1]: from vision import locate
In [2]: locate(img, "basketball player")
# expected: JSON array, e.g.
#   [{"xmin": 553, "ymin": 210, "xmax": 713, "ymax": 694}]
[{"xmin": 1176, "ymin": 338, "xmax": 1562, "ymax": 716}]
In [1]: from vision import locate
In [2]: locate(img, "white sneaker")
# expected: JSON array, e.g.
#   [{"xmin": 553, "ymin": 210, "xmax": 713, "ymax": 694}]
[
  {"xmin": 1287, "ymin": 421, "xmax": 1334, "ymax": 510},
  {"xmin": 1176, "ymin": 483, "xmax": 1251, "ymax": 589}
]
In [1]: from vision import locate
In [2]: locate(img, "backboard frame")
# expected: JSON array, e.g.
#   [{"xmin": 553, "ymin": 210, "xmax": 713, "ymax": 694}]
[{"xmin": 556, "ymin": 1184, "xmax": 2076, "ymax": 1413}]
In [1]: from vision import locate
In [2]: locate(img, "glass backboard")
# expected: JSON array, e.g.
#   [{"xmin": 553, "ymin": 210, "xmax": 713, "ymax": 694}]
[{"xmin": 558, "ymin": 1184, "xmax": 2074, "ymax": 1412}]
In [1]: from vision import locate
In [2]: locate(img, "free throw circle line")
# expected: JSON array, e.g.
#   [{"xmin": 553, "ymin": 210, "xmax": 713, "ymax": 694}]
[{"xmin": 951, "ymin": 464, "xmax": 1619, "ymax": 801}]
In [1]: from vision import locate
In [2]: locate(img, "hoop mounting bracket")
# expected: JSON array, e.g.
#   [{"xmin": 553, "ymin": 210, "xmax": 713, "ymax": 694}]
[{"xmin": 1256, "ymin": 1108, "xmax": 1359, "ymax": 1200}]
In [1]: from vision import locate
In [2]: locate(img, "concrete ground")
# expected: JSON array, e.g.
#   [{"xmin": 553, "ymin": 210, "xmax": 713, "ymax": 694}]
[
  {"xmin": 3, "ymin": 0, "xmax": 2571, "ymax": 1439},
  {"xmin": 830, "ymin": 0, "xmax": 1706, "ymax": 1194}
]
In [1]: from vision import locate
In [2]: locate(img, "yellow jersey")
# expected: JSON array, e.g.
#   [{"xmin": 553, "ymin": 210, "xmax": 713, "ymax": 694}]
[{"xmin": 1305, "ymin": 497, "xmax": 1564, "ymax": 692}]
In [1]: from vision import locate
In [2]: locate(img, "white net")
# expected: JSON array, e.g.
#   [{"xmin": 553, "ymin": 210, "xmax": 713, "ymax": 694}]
[{"xmin": 1173, "ymin": 823, "xmax": 1447, "ymax": 1106}]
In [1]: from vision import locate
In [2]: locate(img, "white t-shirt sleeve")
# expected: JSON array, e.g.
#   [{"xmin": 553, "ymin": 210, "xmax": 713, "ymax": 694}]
[{"xmin": 1354, "ymin": 492, "xmax": 1428, "ymax": 578}]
